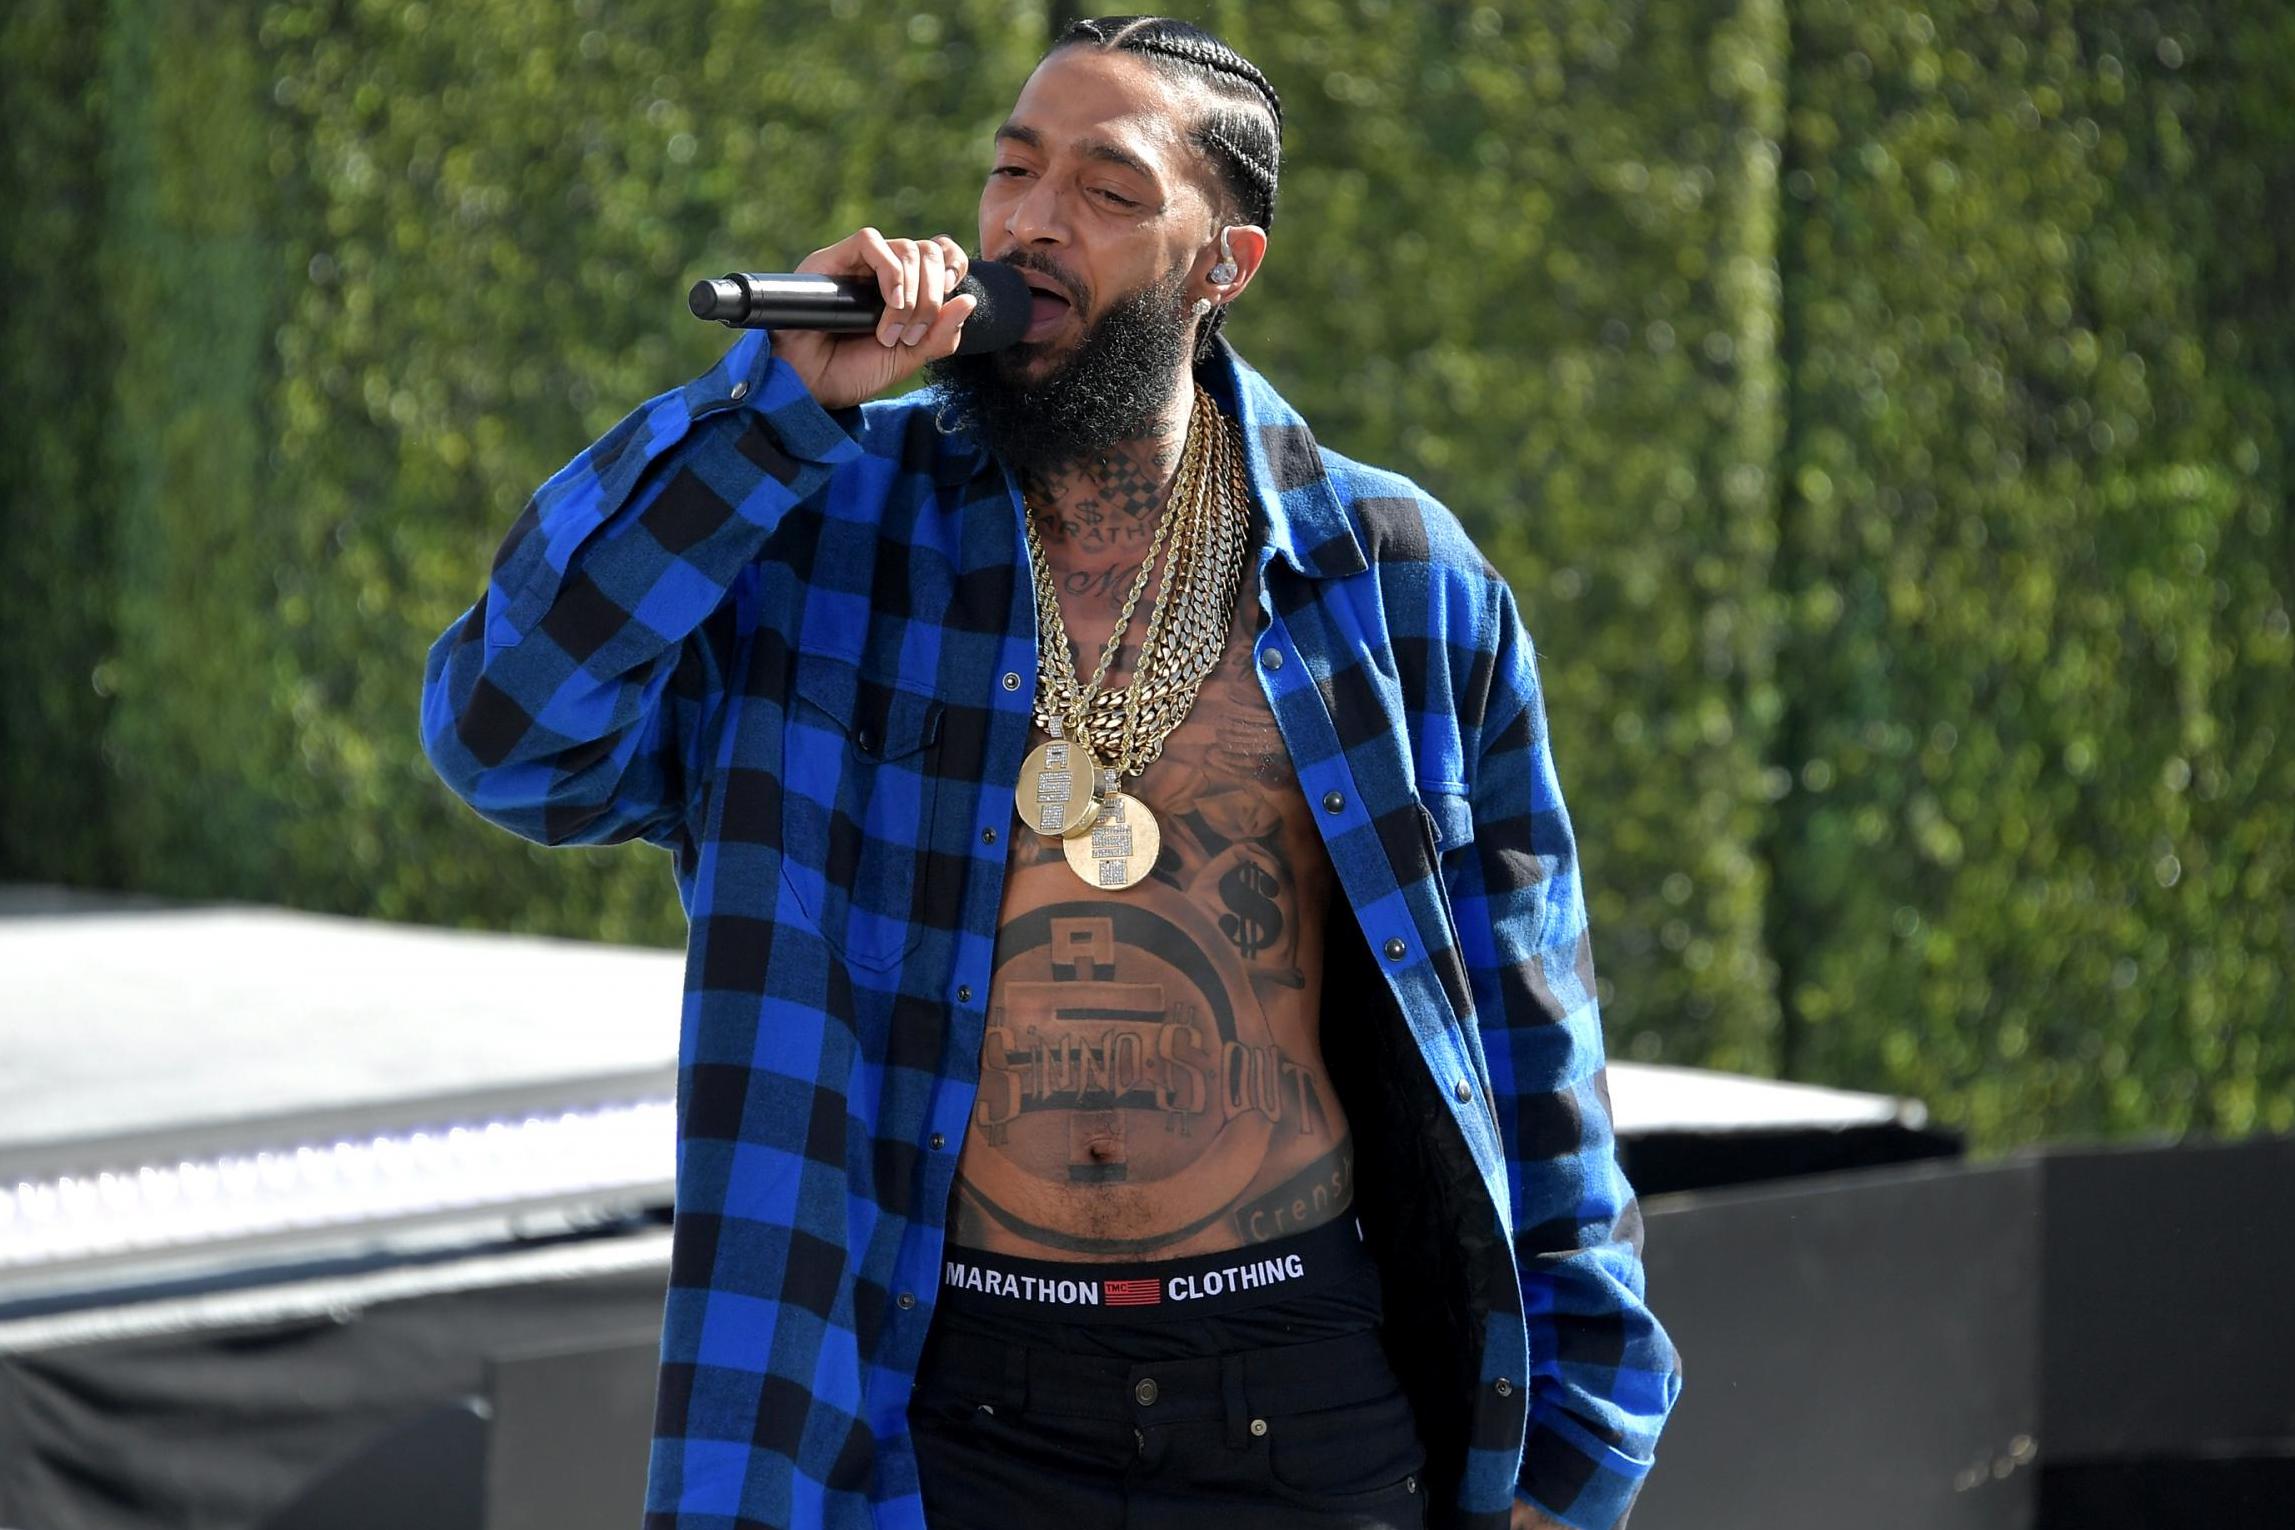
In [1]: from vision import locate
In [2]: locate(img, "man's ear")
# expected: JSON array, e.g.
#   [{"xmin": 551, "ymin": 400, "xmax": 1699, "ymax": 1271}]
[{"xmin": 1201, "ymin": 224, "xmax": 1269, "ymax": 303}]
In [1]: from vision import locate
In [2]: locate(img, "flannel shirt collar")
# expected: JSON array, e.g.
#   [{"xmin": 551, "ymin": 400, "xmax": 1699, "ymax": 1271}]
[{"xmin": 924, "ymin": 337, "xmax": 1369, "ymax": 581}]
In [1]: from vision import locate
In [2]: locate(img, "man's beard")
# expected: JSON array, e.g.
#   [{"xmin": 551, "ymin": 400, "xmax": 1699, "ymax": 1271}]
[{"xmin": 925, "ymin": 255, "xmax": 1194, "ymax": 481}]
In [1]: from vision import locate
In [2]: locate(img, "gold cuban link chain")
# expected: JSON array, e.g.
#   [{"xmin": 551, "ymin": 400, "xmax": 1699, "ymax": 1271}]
[
  {"xmin": 1016, "ymin": 386, "xmax": 1255, "ymax": 889},
  {"xmin": 1022, "ymin": 384, "xmax": 1212, "ymax": 744},
  {"xmin": 1109, "ymin": 395, "xmax": 1250, "ymax": 779}
]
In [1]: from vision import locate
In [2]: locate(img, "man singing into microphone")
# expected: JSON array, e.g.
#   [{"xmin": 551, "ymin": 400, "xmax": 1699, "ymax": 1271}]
[{"xmin": 421, "ymin": 16, "xmax": 1680, "ymax": 1530}]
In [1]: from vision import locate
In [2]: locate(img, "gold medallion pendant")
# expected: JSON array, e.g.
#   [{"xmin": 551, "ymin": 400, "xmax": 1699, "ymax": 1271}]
[
  {"xmin": 1063, "ymin": 791, "xmax": 1163, "ymax": 890},
  {"xmin": 1015, "ymin": 736, "xmax": 1105, "ymax": 838},
  {"xmin": 1020, "ymin": 383, "xmax": 1248, "ymax": 891}
]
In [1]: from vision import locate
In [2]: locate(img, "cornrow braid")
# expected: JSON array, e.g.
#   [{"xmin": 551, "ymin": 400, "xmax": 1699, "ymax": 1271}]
[
  {"xmin": 1199, "ymin": 127, "xmax": 1276, "ymax": 205},
  {"xmin": 1052, "ymin": 16, "xmax": 1283, "ymax": 361},
  {"xmin": 1093, "ymin": 18, "xmax": 1284, "ymax": 134}
]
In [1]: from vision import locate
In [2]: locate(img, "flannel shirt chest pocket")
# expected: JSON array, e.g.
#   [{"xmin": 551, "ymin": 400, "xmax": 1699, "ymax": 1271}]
[
  {"xmin": 1415, "ymin": 787, "xmax": 1475, "ymax": 944},
  {"xmin": 779, "ymin": 652, "xmax": 946, "ymax": 970}
]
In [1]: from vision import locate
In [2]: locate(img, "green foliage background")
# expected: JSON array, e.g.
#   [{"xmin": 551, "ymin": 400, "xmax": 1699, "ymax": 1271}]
[{"xmin": 2, "ymin": 1, "xmax": 2286, "ymax": 1151}]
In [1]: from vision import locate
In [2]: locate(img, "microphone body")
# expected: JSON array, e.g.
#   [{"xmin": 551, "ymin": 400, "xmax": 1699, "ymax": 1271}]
[{"xmin": 688, "ymin": 261, "xmax": 1031, "ymax": 355}]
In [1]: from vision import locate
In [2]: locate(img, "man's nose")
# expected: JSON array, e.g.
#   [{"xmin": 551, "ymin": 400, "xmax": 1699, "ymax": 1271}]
[{"xmin": 1003, "ymin": 177, "xmax": 1070, "ymax": 248}]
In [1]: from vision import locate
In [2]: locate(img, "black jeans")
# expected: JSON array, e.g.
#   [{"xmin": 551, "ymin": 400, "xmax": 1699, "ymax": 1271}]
[{"xmin": 908, "ymin": 1222, "xmax": 1428, "ymax": 1529}]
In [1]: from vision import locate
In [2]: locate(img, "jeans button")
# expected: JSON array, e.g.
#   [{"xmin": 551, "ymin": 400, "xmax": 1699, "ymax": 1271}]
[{"xmin": 1134, "ymin": 1377, "xmax": 1159, "ymax": 1406}]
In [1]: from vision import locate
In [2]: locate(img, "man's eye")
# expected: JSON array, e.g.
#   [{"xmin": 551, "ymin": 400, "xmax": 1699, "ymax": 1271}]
[
  {"xmin": 1096, "ymin": 188, "xmax": 1137, "ymax": 208},
  {"xmin": 991, "ymin": 165, "xmax": 1032, "ymax": 179}
]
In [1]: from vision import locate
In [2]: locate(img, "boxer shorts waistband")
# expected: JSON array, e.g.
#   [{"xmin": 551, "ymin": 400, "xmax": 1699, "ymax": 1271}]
[{"xmin": 933, "ymin": 1215, "xmax": 1372, "ymax": 1324}]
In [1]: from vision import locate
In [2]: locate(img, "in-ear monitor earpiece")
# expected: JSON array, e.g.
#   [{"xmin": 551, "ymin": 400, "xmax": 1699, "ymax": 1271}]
[{"xmin": 1208, "ymin": 227, "xmax": 1239, "ymax": 286}]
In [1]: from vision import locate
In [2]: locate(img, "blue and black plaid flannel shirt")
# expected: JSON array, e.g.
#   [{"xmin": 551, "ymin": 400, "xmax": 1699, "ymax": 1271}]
[{"xmin": 420, "ymin": 328, "xmax": 1682, "ymax": 1530}]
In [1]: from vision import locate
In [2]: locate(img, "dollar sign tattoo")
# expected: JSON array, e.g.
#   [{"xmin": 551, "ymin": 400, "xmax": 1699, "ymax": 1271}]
[{"xmin": 1218, "ymin": 859, "xmax": 1284, "ymax": 960}]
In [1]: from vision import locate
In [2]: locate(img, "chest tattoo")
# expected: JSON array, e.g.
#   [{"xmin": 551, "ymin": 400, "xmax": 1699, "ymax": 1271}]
[{"xmin": 953, "ymin": 583, "xmax": 1355, "ymax": 1260}]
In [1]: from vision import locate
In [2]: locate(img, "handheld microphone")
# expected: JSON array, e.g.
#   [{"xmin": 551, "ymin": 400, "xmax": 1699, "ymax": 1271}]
[{"xmin": 687, "ymin": 260, "xmax": 1032, "ymax": 355}]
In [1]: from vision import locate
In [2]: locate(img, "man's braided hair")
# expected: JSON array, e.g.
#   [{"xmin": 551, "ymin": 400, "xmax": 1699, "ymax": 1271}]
[{"xmin": 1049, "ymin": 15, "xmax": 1282, "ymax": 362}]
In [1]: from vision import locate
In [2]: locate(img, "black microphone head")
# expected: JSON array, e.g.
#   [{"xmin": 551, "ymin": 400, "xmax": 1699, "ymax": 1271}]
[{"xmin": 950, "ymin": 260, "xmax": 1032, "ymax": 355}]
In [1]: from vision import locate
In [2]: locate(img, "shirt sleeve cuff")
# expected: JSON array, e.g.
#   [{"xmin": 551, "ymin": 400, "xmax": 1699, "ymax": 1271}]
[
  {"xmin": 685, "ymin": 327, "xmax": 866, "ymax": 469},
  {"xmin": 1514, "ymin": 1406, "xmax": 1659, "ymax": 1530}
]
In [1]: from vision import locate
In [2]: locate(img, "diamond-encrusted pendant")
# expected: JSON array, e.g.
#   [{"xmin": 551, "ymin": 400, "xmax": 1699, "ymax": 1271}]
[
  {"xmin": 1062, "ymin": 790, "xmax": 1162, "ymax": 890},
  {"xmin": 1016, "ymin": 735, "xmax": 1106, "ymax": 839}
]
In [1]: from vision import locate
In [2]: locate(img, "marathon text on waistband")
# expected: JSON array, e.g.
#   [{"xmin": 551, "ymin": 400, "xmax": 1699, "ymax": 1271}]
[{"xmin": 941, "ymin": 1250, "xmax": 1311, "ymax": 1308}]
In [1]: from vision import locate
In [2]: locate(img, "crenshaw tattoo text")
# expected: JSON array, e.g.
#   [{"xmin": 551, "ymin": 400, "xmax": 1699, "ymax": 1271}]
[{"xmin": 973, "ymin": 1017, "xmax": 1329, "ymax": 1143}]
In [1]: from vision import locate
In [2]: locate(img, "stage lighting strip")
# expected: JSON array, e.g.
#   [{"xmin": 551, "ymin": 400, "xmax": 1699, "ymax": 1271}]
[{"xmin": 0, "ymin": 1100, "xmax": 675, "ymax": 1272}]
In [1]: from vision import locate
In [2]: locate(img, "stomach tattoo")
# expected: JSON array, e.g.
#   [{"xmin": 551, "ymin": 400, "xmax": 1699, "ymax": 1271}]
[{"xmin": 954, "ymin": 638, "xmax": 1352, "ymax": 1261}]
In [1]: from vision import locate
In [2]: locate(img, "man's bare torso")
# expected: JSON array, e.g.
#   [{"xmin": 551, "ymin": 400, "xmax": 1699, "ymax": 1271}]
[{"xmin": 950, "ymin": 445, "xmax": 1354, "ymax": 1261}]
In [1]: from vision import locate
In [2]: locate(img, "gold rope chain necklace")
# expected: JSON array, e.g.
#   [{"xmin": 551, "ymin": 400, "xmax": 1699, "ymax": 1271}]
[
  {"xmin": 1014, "ymin": 385, "xmax": 1253, "ymax": 888},
  {"xmin": 1014, "ymin": 389, "xmax": 1210, "ymax": 834}
]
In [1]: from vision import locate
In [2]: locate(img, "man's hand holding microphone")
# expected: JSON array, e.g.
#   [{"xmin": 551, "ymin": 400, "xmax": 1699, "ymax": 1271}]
[{"xmin": 768, "ymin": 229, "xmax": 977, "ymax": 409}]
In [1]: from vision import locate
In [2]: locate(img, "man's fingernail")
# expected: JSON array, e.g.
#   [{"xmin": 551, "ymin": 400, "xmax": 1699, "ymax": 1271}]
[
  {"xmin": 903, "ymin": 323, "xmax": 928, "ymax": 346},
  {"xmin": 880, "ymin": 328, "xmax": 900, "ymax": 348}
]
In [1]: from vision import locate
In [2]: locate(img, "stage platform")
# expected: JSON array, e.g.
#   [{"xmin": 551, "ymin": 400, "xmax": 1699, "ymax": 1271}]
[
  {"xmin": 1, "ymin": 882, "xmax": 681, "ymax": 1158},
  {"xmin": 5, "ymin": 883, "xmax": 2287, "ymax": 1530}
]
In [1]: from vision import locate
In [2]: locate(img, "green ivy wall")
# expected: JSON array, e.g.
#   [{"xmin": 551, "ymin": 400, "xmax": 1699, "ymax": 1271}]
[{"xmin": 2, "ymin": 0, "xmax": 2286, "ymax": 1150}]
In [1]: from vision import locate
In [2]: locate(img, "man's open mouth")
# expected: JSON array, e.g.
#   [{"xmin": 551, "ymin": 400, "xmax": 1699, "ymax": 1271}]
[{"xmin": 1018, "ymin": 270, "xmax": 1078, "ymax": 339}]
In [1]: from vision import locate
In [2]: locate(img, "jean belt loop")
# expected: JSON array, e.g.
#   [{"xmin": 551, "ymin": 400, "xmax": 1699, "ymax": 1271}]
[
  {"xmin": 1001, "ymin": 1344, "xmax": 1029, "ymax": 1415},
  {"xmin": 1221, "ymin": 1352, "xmax": 1253, "ymax": 1450}
]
